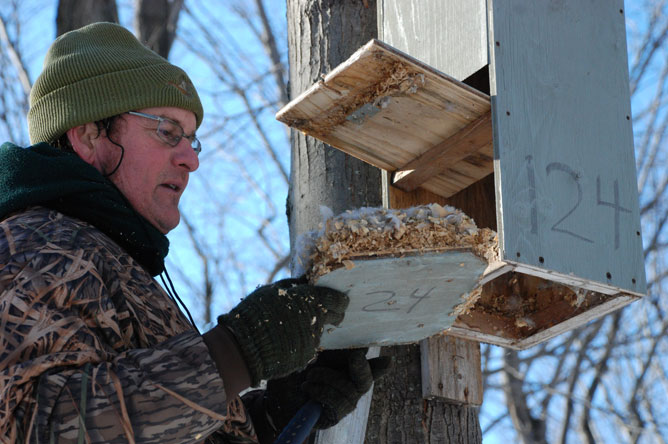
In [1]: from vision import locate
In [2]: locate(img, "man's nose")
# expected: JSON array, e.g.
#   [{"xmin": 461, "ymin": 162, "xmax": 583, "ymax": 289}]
[{"xmin": 173, "ymin": 139, "xmax": 199, "ymax": 172}]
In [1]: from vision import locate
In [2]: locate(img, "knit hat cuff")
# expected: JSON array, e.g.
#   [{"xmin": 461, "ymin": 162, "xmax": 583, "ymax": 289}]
[
  {"xmin": 27, "ymin": 22, "xmax": 203, "ymax": 144},
  {"xmin": 29, "ymin": 63, "xmax": 202, "ymax": 144}
]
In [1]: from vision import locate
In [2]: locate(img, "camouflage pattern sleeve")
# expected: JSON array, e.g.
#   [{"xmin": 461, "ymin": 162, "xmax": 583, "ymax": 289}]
[
  {"xmin": 33, "ymin": 332, "xmax": 254, "ymax": 443},
  {"xmin": 0, "ymin": 208, "xmax": 258, "ymax": 443}
]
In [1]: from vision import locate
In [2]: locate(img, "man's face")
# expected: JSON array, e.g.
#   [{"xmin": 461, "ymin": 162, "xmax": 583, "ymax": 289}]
[{"xmin": 99, "ymin": 106, "xmax": 199, "ymax": 233}]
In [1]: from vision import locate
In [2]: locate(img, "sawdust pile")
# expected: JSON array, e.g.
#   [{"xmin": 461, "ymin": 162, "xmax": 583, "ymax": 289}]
[{"xmin": 294, "ymin": 204, "xmax": 499, "ymax": 281}]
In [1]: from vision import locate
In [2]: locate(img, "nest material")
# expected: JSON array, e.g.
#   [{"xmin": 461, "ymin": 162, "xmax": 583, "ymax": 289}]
[{"xmin": 302, "ymin": 204, "xmax": 499, "ymax": 281}]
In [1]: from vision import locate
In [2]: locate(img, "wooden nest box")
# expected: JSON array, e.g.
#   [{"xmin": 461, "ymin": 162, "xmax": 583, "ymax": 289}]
[{"xmin": 277, "ymin": 1, "xmax": 646, "ymax": 349}]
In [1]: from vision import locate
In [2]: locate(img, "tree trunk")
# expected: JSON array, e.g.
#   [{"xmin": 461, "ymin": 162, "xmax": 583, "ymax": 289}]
[
  {"xmin": 134, "ymin": 0, "xmax": 184, "ymax": 58},
  {"xmin": 366, "ymin": 345, "xmax": 482, "ymax": 444},
  {"xmin": 56, "ymin": 0, "xmax": 119, "ymax": 35},
  {"xmin": 285, "ymin": 0, "xmax": 381, "ymax": 439},
  {"xmin": 56, "ymin": 0, "xmax": 181, "ymax": 60},
  {"xmin": 287, "ymin": 0, "xmax": 482, "ymax": 443},
  {"xmin": 286, "ymin": 0, "xmax": 382, "ymax": 251}
]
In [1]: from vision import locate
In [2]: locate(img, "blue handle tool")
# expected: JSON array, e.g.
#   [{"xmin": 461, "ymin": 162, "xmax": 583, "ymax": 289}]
[{"xmin": 273, "ymin": 401, "xmax": 322, "ymax": 444}]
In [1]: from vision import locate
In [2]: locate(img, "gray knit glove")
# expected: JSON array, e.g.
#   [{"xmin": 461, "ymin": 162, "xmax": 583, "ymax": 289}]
[{"xmin": 218, "ymin": 278, "xmax": 349, "ymax": 386}]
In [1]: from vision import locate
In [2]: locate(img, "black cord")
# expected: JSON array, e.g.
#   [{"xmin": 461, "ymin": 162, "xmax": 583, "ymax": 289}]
[
  {"xmin": 93, "ymin": 117, "xmax": 199, "ymax": 334},
  {"xmin": 161, "ymin": 269, "xmax": 200, "ymax": 334},
  {"xmin": 103, "ymin": 135, "xmax": 125, "ymax": 177},
  {"xmin": 96, "ymin": 117, "xmax": 199, "ymax": 334}
]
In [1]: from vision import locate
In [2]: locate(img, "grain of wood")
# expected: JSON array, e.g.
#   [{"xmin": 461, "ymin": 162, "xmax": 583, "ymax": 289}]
[
  {"xmin": 420, "ymin": 335, "xmax": 483, "ymax": 405},
  {"xmin": 276, "ymin": 39, "xmax": 493, "ymax": 198}
]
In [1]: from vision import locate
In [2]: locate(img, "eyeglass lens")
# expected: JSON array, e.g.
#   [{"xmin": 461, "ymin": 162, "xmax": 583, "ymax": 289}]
[{"xmin": 157, "ymin": 120, "xmax": 201, "ymax": 155}]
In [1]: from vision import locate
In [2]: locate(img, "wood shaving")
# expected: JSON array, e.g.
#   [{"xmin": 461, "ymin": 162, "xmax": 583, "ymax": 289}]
[
  {"xmin": 295, "ymin": 203, "xmax": 499, "ymax": 281},
  {"xmin": 450, "ymin": 285, "xmax": 484, "ymax": 318},
  {"xmin": 342, "ymin": 260, "xmax": 356, "ymax": 270},
  {"xmin": 515, "ymin": 317, "xmax": 536, "ymax": 329}
]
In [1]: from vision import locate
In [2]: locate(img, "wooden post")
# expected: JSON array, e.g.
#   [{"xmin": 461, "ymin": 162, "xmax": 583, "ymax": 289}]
[
  {"xmin": 285, "ymin": 2, "xmax": 381, "ymax": 443},
  {"xmin": 421, "ymin": 335, "xmax": 483, "ymax": 405},
  {"xmin": 379, "ymin": 0, "xmax": 490, "ymax": 415},
  {"xmin": 488, "ymin": 0, "xmax": 645, "ymax": 295},
  {"xmin": 384, "ymin": 173, "xmax": 487, "ymax": 409}
]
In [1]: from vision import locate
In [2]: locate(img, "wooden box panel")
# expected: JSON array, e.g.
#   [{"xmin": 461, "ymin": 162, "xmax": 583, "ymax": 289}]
[
  {"xmin": 315, "ymin": 250, "xmax": 488, "ymax": 349},
  {"xmin": 378, "ymin": 0, "xmax": 488, "ymax": 82},
  {"xmin": 449, "ymin": 268, "xmax": 637, "ymax": 349},
  {"xmin": 276, "ymin": 39, "xmax": 493, "ymax": 199},
  {"xmin": 489, "ymin": 0, "xmax": 646, "ymax": 297}
]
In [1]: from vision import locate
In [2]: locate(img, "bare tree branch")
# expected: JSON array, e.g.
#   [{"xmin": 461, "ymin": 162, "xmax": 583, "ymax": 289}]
[
  {"xmin": 179, "ymin": 212, "xmax": 215, "ymax": 324},
  {"xmin": 252, "ymin": 0, "xmax": 288, "ymax": 106},
  {"xmin": 503, "ymin": 350, "xmax": 547, "ymax": 444},
  {"xmin": 0, "ymin": 15, "xmax": 31, "ymax": 97},
  {"xmin": 579, "ymin": 312, "xmax": 621, "ymax": 444}
]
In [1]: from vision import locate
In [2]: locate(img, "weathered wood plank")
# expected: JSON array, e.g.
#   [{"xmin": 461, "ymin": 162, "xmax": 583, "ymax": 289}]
[
  {"xmin": 276, "ymin": 39, "xmax": 492, "ymax": 198},
  {"xmin": 313, "ymin": 347, "xmax": 380, "ymax": 444},
  {"xmin": 420, "ymin": 335, "xmax": 482, "ymax": 405},
  {"xmin": 393, "ymin": 112, "xmax": 493, "ymax": 191},
  {"xmin": 378, "ymin": 0, "xmax": 487, "ymax": 82}
]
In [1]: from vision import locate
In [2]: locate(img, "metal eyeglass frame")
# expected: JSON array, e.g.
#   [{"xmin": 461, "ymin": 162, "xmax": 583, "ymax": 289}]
[{"xmin": 126, "ymin": 111, "xmax": 201, "ymax": 155}]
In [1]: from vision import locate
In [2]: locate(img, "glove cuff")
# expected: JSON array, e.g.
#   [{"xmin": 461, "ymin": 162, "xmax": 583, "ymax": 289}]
[{"xmin": 218, "ymin": 309, "xmax": 267, "ymax": 387}]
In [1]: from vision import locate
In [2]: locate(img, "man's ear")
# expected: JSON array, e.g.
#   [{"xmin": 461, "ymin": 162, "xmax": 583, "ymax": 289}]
[{"xmin": 66, "ymin": 123, "xmax": 102, "ymax": 166}]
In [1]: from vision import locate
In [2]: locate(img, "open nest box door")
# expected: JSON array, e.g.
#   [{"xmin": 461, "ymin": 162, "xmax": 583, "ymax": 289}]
[{"xmin": 277, "ymin": 0, "xmax": 646, "ymax": 350}]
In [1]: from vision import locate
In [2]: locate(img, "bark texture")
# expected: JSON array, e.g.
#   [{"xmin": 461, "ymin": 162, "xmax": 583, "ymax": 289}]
[
  {"xmin": 286, "ymin": 0, "xmax": 382, "ymax": 254},
  {"xmin": 135, "ymin": 0, "xmax": 183, "ymax": 58},
  {"xmin": 366, "ymin": 345, "xmax": 482, "ymax": 444}
]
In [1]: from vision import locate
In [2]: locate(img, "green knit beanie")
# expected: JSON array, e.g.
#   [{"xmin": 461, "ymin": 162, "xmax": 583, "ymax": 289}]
[{"xmin": 28, "ymin": 22, "xmax": 203, "ymax": 144}]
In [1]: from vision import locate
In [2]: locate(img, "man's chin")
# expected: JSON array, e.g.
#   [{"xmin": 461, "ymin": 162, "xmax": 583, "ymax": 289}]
[{"xmin": 152, "ymin": 213, "xmax": 180, "ymax": 234}]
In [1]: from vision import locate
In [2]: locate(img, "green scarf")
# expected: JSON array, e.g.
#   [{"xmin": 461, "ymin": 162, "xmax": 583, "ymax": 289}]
[{"xmin": 0, "ymin": 142, "xmax": 169, "ymax": 276}]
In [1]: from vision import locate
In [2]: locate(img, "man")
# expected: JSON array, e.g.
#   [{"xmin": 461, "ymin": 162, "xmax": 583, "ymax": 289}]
[{"xmin": 0, "ymin": 22, "xmax": 389, "ymax": 443}]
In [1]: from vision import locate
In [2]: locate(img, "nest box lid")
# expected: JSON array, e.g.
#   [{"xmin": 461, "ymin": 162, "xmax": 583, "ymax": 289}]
[{"xmin": 276, "ymin": 39, "xmax": 493, "ymax": 199}]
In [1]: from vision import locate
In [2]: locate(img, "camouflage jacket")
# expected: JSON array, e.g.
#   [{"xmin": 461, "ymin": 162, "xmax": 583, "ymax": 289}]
[{"xmin": 0, "ymin": 207, "xmax": 257, "ymax": 443}]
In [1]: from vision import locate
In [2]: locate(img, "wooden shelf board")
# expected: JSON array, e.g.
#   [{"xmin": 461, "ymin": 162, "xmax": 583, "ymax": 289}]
[{"xmin": 276, "ymin": 39, "xmax": 493, "ymax": 198}]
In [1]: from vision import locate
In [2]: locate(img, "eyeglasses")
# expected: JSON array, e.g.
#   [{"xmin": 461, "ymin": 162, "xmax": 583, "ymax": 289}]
[{"xmin": 126, "ymin": 111, "xmax": 201, "ymax": 155}]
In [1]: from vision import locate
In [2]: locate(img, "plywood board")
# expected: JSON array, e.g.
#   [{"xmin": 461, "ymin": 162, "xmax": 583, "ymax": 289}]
[
  {"xmin": 315, "ymin": 250, "xmax": 487, "ymax": 349},
  {"xmin": 489, "ymin": 0, "xmax": 647, "ymax": 297},
  {"xmin": 276, "ymin": 39, "xmax": 493, "ymax": 198}
]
